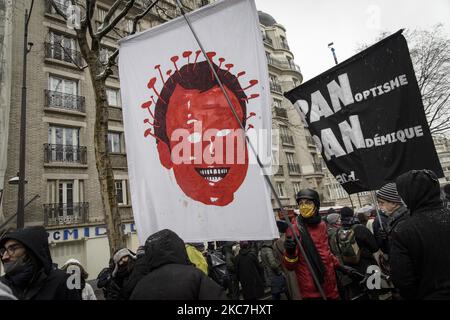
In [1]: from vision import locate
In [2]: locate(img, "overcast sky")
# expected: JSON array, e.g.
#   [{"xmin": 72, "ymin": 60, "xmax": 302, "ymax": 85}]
[{"xmin": 254, "ymin": 0, "xmax": 450, "ymax": 82}]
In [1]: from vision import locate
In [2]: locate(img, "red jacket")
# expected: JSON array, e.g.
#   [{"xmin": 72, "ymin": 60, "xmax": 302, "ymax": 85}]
[{"xmin": 283, "ymin": 218, "xmax": 340, "ymax": 299}]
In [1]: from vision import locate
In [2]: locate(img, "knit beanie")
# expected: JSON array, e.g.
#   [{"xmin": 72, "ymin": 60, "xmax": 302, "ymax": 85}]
[{"xmin": 376, "ymin": 182, "xmax": 403, "ymax": 204}]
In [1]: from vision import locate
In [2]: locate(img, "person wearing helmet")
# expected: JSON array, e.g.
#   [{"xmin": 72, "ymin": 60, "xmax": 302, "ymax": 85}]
[{"xmin": 282, "ymin": 189, "xmax": 352, "ymax": 300}]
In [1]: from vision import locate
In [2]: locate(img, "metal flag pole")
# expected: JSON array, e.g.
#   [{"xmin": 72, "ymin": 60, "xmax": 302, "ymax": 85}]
[
  {"xmin": 175, "ymin": 0, "xmax": 327, "ymax": 299},
  {"xmin": 371, "ymin": 191, "xmax": 384, "ymax": 231}
]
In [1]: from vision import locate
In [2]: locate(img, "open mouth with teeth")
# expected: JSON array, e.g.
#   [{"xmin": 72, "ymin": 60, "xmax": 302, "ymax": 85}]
[{"xmin": 195, "ymin": 167, "xmax": 230, "ymax": 183}]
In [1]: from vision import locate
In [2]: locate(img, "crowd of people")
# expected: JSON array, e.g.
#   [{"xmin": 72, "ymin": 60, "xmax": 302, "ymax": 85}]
[{"xmin": 1, "ymin": 169, "xmax": 450, "ymax": 300}]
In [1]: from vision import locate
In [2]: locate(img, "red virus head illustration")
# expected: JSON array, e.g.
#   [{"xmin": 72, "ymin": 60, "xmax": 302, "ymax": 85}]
[{"xmin": 141, "ymin": 51, "xmax": 259, "ymax": 206}]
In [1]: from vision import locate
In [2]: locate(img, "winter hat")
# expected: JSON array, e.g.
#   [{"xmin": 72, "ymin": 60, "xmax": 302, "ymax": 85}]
[
  {"xmin": 376, "ymin": 182, "xmax": 403, "ymax": 204},
  {"xmin": 339, "ymin": 206, "xmax": 354, "ymax": 218},
  {"xmin": 326, "ymin": 213, "xmax": 340, "ymax": 225},
  {"xmin": 112, "ymin": 248, "xmax": 136, "ymax": 277}
]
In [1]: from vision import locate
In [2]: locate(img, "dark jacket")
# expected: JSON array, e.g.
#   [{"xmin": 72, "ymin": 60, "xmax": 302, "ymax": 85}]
[
  {"xmin": 235, "ymin": 247, "xmax": 265, "ymax": 300},
  {"xmin": 0, "ymin": 227, "xmax": 81, "ymax": 300},
  {"xmin": 385, "ymin": 205, "xmax": 409, "ymax": 251},
  {"xmin": 373, "ymin": 212, "xmax": 389, "ymax": 253},
  {"xmin": 130, "ymin": 229, "xmax": 227, "ymax": 300},
  {"xmin": 339, "ymin": 218, "xmax": 379, "ymax": 274},
  {"xmin": 391, "ymin": 170, "xmax": 450, "ymax": 299},
  {"xmin": 260, "ymin": 240, "xmax": 282, "ymax": 278}
]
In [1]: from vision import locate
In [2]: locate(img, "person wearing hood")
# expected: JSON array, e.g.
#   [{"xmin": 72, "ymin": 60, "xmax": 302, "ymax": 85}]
[
  {"xmin": 61, "ymin": 259, "xmax": 96, "ymax": 300},
  {"xmin": 391, "ymin": 169, "xmax": 450, "ymax": 300},
  {"xmin": 282, "ymin": 189, "xmax": 342, "ymax": 300},
  {"xmin": 130, "ymin": 229, "xmax": 227, "ymax": 300},
  {"xmin": 105, "ymin": 248, "xmax": 136, "ymax": 300},
  {"xmin": 0, "ymin": 226, "xmax": 81, "ymax": 300},
  {"xmin": 235, "ymin": 241, "xmax": 266, "ymax": 300}
]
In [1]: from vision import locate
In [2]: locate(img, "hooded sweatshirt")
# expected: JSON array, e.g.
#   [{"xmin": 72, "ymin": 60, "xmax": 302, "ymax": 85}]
[
  {"xmin": 0, "ymin": 227, "xmax": 81, "ymax": 300},
  {"xmin": 391, "ymin": 170, "xmax": 450, "ymax": 299},
  {"xmin": 130, "ymin": 229, "xmax": 227, "ymax": 300}
]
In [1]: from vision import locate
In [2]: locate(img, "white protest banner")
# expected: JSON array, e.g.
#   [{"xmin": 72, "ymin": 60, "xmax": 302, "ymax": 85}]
[{"xmin": 119, "ymin": 0, "xmax": 278, "ymax": 243}]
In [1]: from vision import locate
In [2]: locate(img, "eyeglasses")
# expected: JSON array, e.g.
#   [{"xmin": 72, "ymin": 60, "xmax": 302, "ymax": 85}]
[{"xmin": 0, "ymin": 243, "xmax": 24, "ymax": 257}]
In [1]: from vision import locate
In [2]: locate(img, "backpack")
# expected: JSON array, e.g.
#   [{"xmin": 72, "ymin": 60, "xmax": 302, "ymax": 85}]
[{"xmin": 336, "ymin": 226, "xmax": 361, "ymax": 265}]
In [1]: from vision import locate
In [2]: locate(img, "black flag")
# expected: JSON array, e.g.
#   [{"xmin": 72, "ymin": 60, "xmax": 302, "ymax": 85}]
[{"xmin": 284, "ymin": 30, "xmax": 443, "ymax": 194}]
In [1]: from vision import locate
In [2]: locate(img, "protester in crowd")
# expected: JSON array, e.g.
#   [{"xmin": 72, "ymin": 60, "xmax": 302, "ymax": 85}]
[
  {"xmin": 261, "ymin": 239, "xmax": 286, "ymax": 300},
  {"xmin": 0, "ymin": 226, "xmax": 81, "ymax": 300},
  {"xmin": 283, "ymin": 189, "xmax": 353, "ymax": 300},
  {"xmin": 130, "ymin": 229, "xmax": 227, "ymax": 300},
  {"xmin": 338, "ymin": 207, "xmax": 379, "ymax": 273},
  {"xmin": 186, "ymin": 243, "xmax": 208, "ymax": 275},
  {"xmin": 336, "ymin": 207, "xmax": 379, "ymax": 299},
  {"xmin": 96, "ymin": 258, "xmax": 114, "ymax": 299},
  {"xmin": 234, "ymin": 241, "xmax": 266, "ymax": 300},
  {"xmin": 324, "ymin": 213, "xmax": 341, "ymax": 257},
  {"xmin": 61, "ymin": 258, "xmax": 97, "ymax": 300},
  {"xmin": 105, "ymin": 248, "xmax": 136, "ymax": 300},
  {"xmin": 273, "ymin": 220, "xmax": 302, "ymax": 300},
  {"xmin": 357, "ymin": 211, "xmax": 369, "ymax": 227},
  {"xmin": 391, "ymin": 169, "xmax": 450, "ymax": 299},
  {"xmin": 366, "ymin": 209, "xmax": 376, "ymax": 234},
  {"xmin": 220, "ymin": 241, "xmax": 240, "ymax": 300},
  {"xmin": 121, "ymin": 246, "xmax": 152, "ymax": 300},
  {"xmin": 375, "ymin": 182, "xmax": 410, "ymax": 275},
  {"xmin": 0, "ymin": 281, "xmax": 17, "ymax": 300}
]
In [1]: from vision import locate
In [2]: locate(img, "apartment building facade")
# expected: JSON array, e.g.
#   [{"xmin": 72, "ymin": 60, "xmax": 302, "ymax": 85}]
[
  {"xmin": 0, "ymin": 0, "xmax": 210, "ymax": 278},
  {"xmin": 258, "ymin": 11, "xmax": 330, "ymax": 210}
]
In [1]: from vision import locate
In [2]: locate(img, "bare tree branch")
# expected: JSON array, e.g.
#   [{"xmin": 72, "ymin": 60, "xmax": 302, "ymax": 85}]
[
  {"xmin": 95, "ymin": 0, "xmax": 136, "ymax": 39},
  {"xmin": 86, "ymin": 0, "xmax": 96, "ymax": 41}
]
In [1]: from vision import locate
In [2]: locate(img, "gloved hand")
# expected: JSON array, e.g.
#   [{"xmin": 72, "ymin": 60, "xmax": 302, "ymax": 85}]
[{"xmin": 284, "ymin": 236, "xmax": 297, "ymax": 256}]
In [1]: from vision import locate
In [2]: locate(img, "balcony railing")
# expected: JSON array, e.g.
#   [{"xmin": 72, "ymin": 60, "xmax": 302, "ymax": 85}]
[
  {"xmin": 44, "ymin": 144, "xmax": 87, "ymax": 164},
  {"xmin": 288, "ymin": 163, "xmax": 301, "ymax": 174},
  {"xmin": 44, "ymin": 42, "xmax": 83, "ymax": 66},
  {"xmin": 45, "ymin": 90, "xmax": 85, "ymax": 113},
  {"xmin": 270, "ymin": 82, "xmax": 282, "ymax": 93},
  {"xmin": 110, "ymin": 153, "xmax": 128, "ymax": 169},
  {"xmin": 281, "ymin": 135, "xmax": 294, "ymax": 145},
  {"xmin": 274, "ymin": 107, "xmax": 287, "ymax": 118},
  {"xmin": 44, "ymin": 202, "xmax": 89, "ymax": 226},
  {"xmin": 267, "ymin": 56, "xmax": 301, "ymax": 73},
  {"xmin": 263, "ymin": 37, "xmax": 273, "ymax": 46},
  {"xmin": 275, "ymin": 166, "xmax": 284, "ymax": 176},
  {"xmin": 45, "ymin": 0, "xmax": 69, "ymax": 15},
  {"xmin": 306, "ymin": 135, "xmax": 316, "ymax": 146},
  {"xmin": 313, "ymin": 163, "xmax": 323, "ymax": 173}
]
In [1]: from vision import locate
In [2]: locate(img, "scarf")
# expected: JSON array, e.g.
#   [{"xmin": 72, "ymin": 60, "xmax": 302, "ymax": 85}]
[{"xmin": 296, "ymin": 215, "xmax": 326, "ymax": 286}]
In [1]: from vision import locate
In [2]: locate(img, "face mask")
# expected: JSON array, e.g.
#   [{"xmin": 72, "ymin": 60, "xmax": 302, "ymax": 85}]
[
  {"xmin": 299, "ymin": 203, "xmax": 315, "ymax": 218},
  {"xmin": 3, "ymin": 255, "xmax": 27, "ymax": 275}
]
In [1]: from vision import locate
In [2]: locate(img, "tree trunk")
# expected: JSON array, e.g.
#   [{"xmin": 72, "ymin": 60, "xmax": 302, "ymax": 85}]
[{"xmin": 90, "ymin": 61, "xmax": 127, "ymax": 256}]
